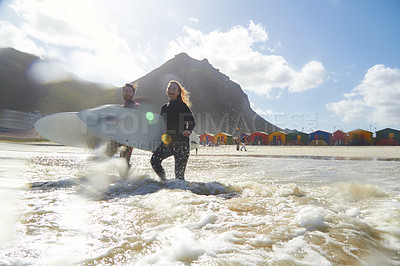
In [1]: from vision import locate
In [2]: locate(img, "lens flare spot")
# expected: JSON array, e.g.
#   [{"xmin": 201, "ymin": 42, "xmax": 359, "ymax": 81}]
[
  {"xmin": 162, "ymin": 134, "xmax": 172, "ymax": 145},
  {"xmin": 145, "ymin": 112, "xmax": 154, "ymax": 122}
]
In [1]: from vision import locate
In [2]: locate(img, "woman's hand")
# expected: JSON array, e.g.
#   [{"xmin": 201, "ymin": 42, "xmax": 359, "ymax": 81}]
[{"xmin": 182, "ymin": 130, "xmax": 191, "ymax": 137}]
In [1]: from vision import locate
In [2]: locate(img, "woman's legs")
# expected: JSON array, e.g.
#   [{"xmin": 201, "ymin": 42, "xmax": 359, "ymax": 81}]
[
  {"xmin": 150, "ymin": 143, "xmax": 190, "ymax": 180},
  {"xmin": 174, "ymin": 145, "xmax": 189, "ymax": 179},
  {"xmin": 150, "ymin": 144, "xmax": 173, "ymax": 181}
]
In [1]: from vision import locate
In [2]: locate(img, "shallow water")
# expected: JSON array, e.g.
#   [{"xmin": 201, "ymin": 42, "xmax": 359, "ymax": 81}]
[{"xmin": 0, "ymin": 142, "xmax": 399, "ymax": 265}]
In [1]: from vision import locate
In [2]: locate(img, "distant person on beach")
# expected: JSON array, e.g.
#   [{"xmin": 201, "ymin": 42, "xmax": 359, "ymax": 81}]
[
  {"xmin": 105, "ymin": 83, "xmax": 140, "ymax": 168},
  {"xmin": 150, "ymin": 80, "xmax": 196, "ymax": 181},
  {"xmin": 240, "ymin": 136, "xmax": 247, "ymax": 151}
]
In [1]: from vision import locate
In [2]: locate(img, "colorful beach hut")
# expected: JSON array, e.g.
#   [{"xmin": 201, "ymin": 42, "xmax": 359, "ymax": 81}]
[
  {"xmin": 214, "ymin": 132, "xmax": 233, "ymax": 145},
  {"xmin": 375, "ymin": 128, "xmax": 400, "ymax": 146},
  {"xmin": 333, "ymin": 130, "xmax": 347, "ymax": 146},
  {"xmin": 268, "ymin": 131, "xmax": 286, "ymax": 145},
  {"xmin": 309, "ymin": 130, "xmax": 331, "ymax": 146},
  {"xmin": 348, "ymin": 129, "xmax": 372, "ymax": 145},
  {"xmin": 239, "ymin": 133, "xmax": 250, "ymax": 144},
  {"xmin": 250, "ymin": 131, "xmax": 268, "ymax": 145},
  {"xmin": 199, "ymin": 133, "xmax": 215, "ymax": 145},
  {"xmin": 286, "ymin": 131, "xmax": 309, "ymax": 145}
]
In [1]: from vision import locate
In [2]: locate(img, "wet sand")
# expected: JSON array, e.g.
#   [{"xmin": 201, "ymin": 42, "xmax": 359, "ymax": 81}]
[{"xmin": 193, "ymin": 145, "xmax": 400, "ymax": 160}]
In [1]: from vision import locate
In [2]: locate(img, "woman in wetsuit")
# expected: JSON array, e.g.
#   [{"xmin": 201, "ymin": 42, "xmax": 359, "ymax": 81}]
[{"xmin": 150, "ymin": 80, "xmax": 195, "ymax": 181}]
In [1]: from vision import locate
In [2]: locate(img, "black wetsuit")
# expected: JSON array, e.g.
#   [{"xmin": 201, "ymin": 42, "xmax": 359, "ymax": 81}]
[
  {"xmin": 121, "ymin": 100, "xmax": 139, "ymax": 109},
  {"xmin": 150, "ymin": 100, "xmax": 195, "ymax": 180}
]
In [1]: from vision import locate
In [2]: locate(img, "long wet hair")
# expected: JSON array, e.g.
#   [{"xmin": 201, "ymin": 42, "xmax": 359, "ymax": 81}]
[{"xmin": 168, "ymin": 80, "xmax": 191, "ymax": 108}]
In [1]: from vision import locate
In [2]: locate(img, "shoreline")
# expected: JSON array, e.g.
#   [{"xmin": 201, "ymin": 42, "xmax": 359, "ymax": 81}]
[
  {"xmin": 2, "ymin": 140, "xmax": 399, "ymax": 161},
  {"xmin": 193, "ymin": 145, "xmax": 400, "ymax": 160}
]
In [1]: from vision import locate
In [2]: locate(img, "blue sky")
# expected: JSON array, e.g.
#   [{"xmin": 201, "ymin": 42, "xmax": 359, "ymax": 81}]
[{"xmin": 1, "ymin": 0, "xmax": 399, "ymax": 133}]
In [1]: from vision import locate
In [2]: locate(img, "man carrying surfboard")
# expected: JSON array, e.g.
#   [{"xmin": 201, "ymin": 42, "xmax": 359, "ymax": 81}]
[
  {"xmin": 105, "ymin": 83, "xmax": 139, "ymax": 168},
  {"xmin": 150, "ymin": 80, "xmax": 196, "ymax": 181}
]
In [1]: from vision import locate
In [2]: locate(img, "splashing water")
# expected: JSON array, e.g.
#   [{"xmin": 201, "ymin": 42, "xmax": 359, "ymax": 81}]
[{"xmin": 0, "ymin": 142, "xmax": 399, "ymax": 265}]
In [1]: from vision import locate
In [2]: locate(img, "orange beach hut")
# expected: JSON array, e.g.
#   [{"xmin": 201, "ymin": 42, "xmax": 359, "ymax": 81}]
[
  {"xmin": 348, "ymin": 129, "xmax": 372, "ymax": 145},
  {"xmin": 214, "ymin": 132, "xmax": 233, "ymax": 145},
  {"xmin": 199, "ymin": 133, "xmax": 215, "ymax": 145}
]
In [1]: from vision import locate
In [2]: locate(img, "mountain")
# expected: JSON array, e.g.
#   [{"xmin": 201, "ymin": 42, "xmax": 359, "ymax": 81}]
[
  {"xmin": 0, "ymin": 48, "xmax": 278, "ymax": 135},
  {"xmin": 127, "ymin": 53, "xmax": 278, "ymax": 135},
  {"xmin": 0, "ymin": 48, "xmax": 120, "ymax": 114}
]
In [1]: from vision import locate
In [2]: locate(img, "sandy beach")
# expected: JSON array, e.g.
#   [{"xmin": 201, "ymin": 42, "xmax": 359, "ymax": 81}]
[
  {"xmin": 194, "ymin": 145, "xmax": 400, "ymax": 160},
  {"xmin": 2, "ymin": 140, "xmax": 399, "ymax": 160}
]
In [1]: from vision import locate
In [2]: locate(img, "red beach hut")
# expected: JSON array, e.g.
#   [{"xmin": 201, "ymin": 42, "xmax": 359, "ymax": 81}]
[
  {"xmin": 199, "ymin": 133, "xmax": 215, "ymax": 145},
  {"xmin": 333, "ymin": 130, "xmax": 347, "ymax": 146},
  {"xmin": 250, "ymin": 131, "xmax": 268, "ymax": 145}
]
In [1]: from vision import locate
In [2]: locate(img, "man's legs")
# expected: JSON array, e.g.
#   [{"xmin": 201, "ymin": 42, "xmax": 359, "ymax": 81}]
[
  {"xmin": 120, "ymin": 146, "xmax": 133, "ymax": 168},
  {"xmin": 105, "ymin": 141, "xmax": 121, "ymax": 157}
]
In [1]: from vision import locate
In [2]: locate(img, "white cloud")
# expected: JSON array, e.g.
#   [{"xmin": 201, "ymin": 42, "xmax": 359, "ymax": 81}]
[
  {"xmin": 1, "ymin": 1, "xmax": 326, "ymax": 91},
  {"xmin": 189, "ymin": 17, "xmax": 199, "ymax": 24},
  {"xmin": 1, "ymin": 0, "xmax": 147, "ymax": 85},
  {"xmin": 0, "ymin": 21, "xmax": 44, "ymax": 56},
  {"xmin": 165, "ymin": 21, "xmax": 326, "ymax": 97},
  {"xmin": 290, "ymin": 61, "xmax": 326, "ymax": 93},
  {"xmin": 326, "ymin": 64, "xmax": 400, "ymax": 127},
  {"xmin": 250, "ymin": 102, "xmax": 281, "ymax": 118}
]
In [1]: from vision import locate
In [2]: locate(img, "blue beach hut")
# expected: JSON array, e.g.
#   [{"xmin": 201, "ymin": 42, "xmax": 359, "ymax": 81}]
[{"xmin": 309, "ymin": 130, "xmax": 331, "ymax": 146}]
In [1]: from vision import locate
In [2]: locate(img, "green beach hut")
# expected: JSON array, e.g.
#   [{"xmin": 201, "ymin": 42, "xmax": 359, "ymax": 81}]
[{"xmin": 375, "ymin": 128, "xmax": 400, "ymax": 146}]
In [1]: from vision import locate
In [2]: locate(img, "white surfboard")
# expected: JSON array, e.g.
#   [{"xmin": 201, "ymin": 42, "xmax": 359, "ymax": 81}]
[
  {"xmin": 78, "ymin": 105, "xmax": 198, "ymax": 152},
  {"xmin": 34, "ymin": 112, "xmax": 107, "ymax": 148}
]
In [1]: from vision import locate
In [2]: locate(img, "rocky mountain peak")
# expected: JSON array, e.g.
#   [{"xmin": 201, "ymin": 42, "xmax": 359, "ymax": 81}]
[{"xmin": 132, "ymin": 53, "xmax": 278, "ymax": 135}]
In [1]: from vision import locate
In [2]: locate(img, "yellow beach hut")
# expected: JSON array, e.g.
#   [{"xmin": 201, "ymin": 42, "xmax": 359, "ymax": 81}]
[
  {"xmin": 268, "ymin": 131, "xmax": 287, "ymax": 145},
  {"xmin": 348, "ymin": 129, "xmax": 373, "ymax": 145},
  {"xmin": 214, "ymin": 132, "xmax": 233, "ymax": 145}
]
